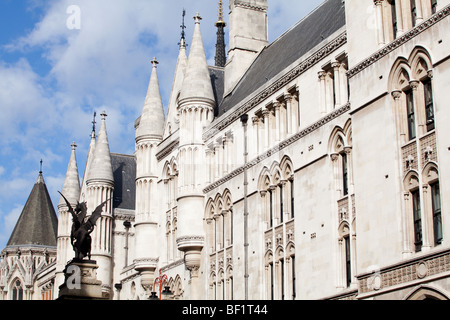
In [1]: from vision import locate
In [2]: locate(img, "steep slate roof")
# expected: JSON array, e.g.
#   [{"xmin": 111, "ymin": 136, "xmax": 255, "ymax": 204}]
[
  {"xmin": 216, "ymin": 0, "xmax": 346, "ymax": 117},
  {"xmin": 209, "ymin": 66, "xmax": 225, "ymax": 113},
  {"xmin": 7, "ymin": 173, "xmax": 58, "ymax": 247},
  {"xmin": 111, "ymin": 153, "xmax": 136, "ymax": 211}
]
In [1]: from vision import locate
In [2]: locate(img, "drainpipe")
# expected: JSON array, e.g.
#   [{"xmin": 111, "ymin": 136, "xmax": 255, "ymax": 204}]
[{"xmin": 240, "ymin": 114, "xmax": 249, "ymax": 300}]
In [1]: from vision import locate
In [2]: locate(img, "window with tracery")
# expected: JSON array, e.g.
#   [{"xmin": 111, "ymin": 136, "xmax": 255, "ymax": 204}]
[{"xmin": 12, "ymin": 279, "xmax": 23, "ymax": 300}]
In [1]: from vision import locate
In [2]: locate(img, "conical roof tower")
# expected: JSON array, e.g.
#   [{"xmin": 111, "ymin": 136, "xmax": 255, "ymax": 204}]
[
  {"xmin": 87, "ymin": 111, "xmax": 114, "ymax": 185},
  {"xmin": 179, "ymin": 13, "xmax": 215, "ymax": 104},
  {"xmin": 58, "ymin": 142, "xmax": 80, "ymax": 207},
  {"xmin": 136, "ymin": 58, "xmax": 165, "ymax": 142},
  {"xmin": 7, "ymin": 165, "xmax": 58, "ymax": 247},
  {"xmin": 164, "ymin": 11, "xmax": 189, "ymax": 139}
]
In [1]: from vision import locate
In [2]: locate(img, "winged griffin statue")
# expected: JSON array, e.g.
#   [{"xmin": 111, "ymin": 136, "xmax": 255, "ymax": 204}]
[{"xmin": 59, "ymin": 192, "xmax": 108, "ymax": 261}]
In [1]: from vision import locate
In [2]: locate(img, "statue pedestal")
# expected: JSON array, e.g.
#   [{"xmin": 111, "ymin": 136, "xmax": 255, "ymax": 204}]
[{"xmin": 58, "ymin": 259, "xmax": 107, "ymax": 300}]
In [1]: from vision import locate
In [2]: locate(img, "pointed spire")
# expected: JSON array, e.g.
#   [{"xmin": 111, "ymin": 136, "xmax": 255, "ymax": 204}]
[
  {"xmin": 87, "ymin": 111, "xmax": 114, "ymax": 184},
  {"xmin": 164, "ymin": 24, "xmax": 188, "ymax": 138},
  {"xmin": 215, "ymin": 0, "xmax": 227, "ymax": 68},
  {"xmin": 80, "ymin": 113, "xmax": 97, "ymax": 203},
  {"xmin": 7, "ymin": 171, "xmax": 58, "ymax": 247},
  {"xmin": 58, "ymin": 142, "xmax": 81, "ymax": 207},
  {"xmin": 179, "ymin": 13, "xmax": 215, "ymax": 103},
  {"xmin": 136, "ymin": 58, "xmax": 165, "ymax": 141},
  {"xmin": 179, "ymin": 8, "xmax": 187, "ymax": 49}
]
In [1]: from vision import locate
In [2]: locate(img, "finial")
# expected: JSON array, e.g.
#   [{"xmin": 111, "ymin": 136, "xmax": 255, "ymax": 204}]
[
  {"xmin": 181, "ymin": 9, "xmax": 187, "ymax": 40},
  {"xmin": 71, "ymin": 142, "xmax": 77, "ymax": 151},
  {"xmin": 40, "ymin": 159, "xmax": 43, "ymax": 174},
  {"xmin": 101, "ymin": 110, "xmax": 107, "ymax": 120},
  {"xmin": 151, "ymin": 57, "xmax": 159, "ymax": 67},
  {"xmin": 92, "ymin": 111, "xmax": 97, "ymax": 133},
  {"xmin": 194, "ymin": 12, "xmax": 202, "ymax": 24},
  {"xmin": 217, "ymin": 0, "xmax": 224, "ymax": 23}
]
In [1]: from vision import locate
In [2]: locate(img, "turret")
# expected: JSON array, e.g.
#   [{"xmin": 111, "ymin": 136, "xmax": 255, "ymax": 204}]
[
  {"xmin": 85, "ymin": 111, "xmax": 114, "ymax": 299},
  {"xmin": 55, "ymin": 142, "xmax": 81, "ymax": 292},
  {"xmin": 176, "ymin": 13, "xmax": 215, "ymax": 300},
  {"xmin": 134, "ymin": 58, "xmax": 165, "ymax": 297},
  {"xmin": 163, "ymin": 11, "xmax": 188, "ymax": 139},
  {"xmin": 225, "ymin": 0, "xmax": 268, "ymax": 94}
]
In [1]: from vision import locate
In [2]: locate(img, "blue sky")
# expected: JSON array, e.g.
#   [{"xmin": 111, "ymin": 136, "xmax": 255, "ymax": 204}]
[{"xmin": 0, "ymin": 0, "xmax": 324, "ymax": 250}]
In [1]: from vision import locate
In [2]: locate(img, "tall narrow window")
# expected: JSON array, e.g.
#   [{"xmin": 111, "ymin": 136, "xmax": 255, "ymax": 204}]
[
  {"xmin": 269, "ymin": 190, "xmax": 273, "ymax": 228},
  {"xmin": 280, "ymin": 259, "xmax": 285, "ymax": 300},
  {"xmin": 406, "ymin": 90, "xmax": 416, "ymax": 140},
  {"xmin": 431, "ymin": 0, "xmax": 438, "ymax": 14},
  {"xmin": 344, "ymin": 236, "xmax": 352, "ymax": 287},
  {"xmin": 412, "ymin": 189, "xmax": 423, "ymax": 252},
  {"xmin": 230, "ymin": 210, "xmax": 234, "ymax": 245},
  {"xmin": 342, "ymin": 153, "xmax": 349, "ymax": 196},
  {"xmin": 290, "ymin": 180, "xmax": 295, "ymax": 219},
  {"xmin": 423, "ymin": 79, "xmax": 435, "ymax": 132},
  {"xmin": 291, "ymin": 256, "xmax": 296, "ymax": 300},
  {"xmin": 431, "ymin": 182, "xmax": 443, "ymax": 246},
  {"xmin": 392, "ymin": 0, "xmax": 398, "ymax": 39},
  {"xmin": 411, "ymin": 0, "xmax": 417, "ymax": 27},
  {"xmin": 279, "ymin": 184, "xmax": 284, "ymax": 224},
  {"xmin": 270, "ymin": 263, "xmax": 274, "ymax": 300}
]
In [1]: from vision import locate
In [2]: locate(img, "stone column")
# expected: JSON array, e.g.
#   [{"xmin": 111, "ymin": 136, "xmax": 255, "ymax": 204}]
[
  {"xmin": 284, "ymin": 94, "xmax": 292, "ymax": 136},
  {"xmin": 332, "ymin": 61, "xmax": 342, "ymax": 108},
  {"xmin": 374, "ymin": 0, "xmax": 386, "ymax": 46},
  {"xmin": 262, "ymin": 108, "xmax": 270, "ymax": 150},
  {"xmin": 252, "ymin": 116, "xmax": 260, "ymax": 157},
  {"xmin": 274, "ymin": 102, "xmax": 281, "ymax": 143},
  {"xmin": 416, "ymin": 0, "xmax": 424, "ymax": 23},
  {"xmin": 394, "ymin": 0, "xmax": 404, "ymax": 36},
  {"xmin": 318, "ymin": 71, "xmax": 327, "ymax": 115}
]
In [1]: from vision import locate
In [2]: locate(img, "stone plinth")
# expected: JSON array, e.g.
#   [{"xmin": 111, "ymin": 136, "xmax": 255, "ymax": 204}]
[{"xmin": 58, "ymin": 259, "xmax": 107, "ymax": 300}]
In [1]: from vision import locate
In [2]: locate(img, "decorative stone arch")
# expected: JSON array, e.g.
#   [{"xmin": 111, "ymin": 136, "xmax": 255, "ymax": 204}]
[
  {"xmin": 328, "ymin": 126, "xmax": 347, "ymax": 155},
  {"xmin": 280, "ymin": 156, "xmax": 294, "ymax": 181},
  {"xmin": 205, "ymin": 198, "xmax": 216, "ymax": 252},
  {"xmin": 222, "ymin": 189, "xmax": 233, "ymax": 211},
  {"xmin": 205, "ymin": 198, "xmax": 216, "ymax": 219},
  {"xmin": 422, "ymin": 162, "xmax": 439, "ymax": 185},
  {"xmin": 409, "ymin": 46, "xmax": 433, "ymax": 81},
  {"xmin": 172, "ymin": 275, "xmax": 184, "ymax": 300},
  {"xmin": 286, "ymin": 241, "xmax": 295, "ymax": 258},
  {"xmin": 258, "ymin": 167, "xmax": 272, "ymax": 193},
  {"xmin": 342, "ymin": 119, "xmax": 352, "ymax": 144},
  {"xmin": 403, "ymin": 170, "xmax": 420, "ymax": 191},
  {"xmin": 264, "ymin": 250, "xmax": 274, "ymax": 266},
  {"xmin": 221, "ymin": 189, "xmax": 234, "ymax": 247},
  {"xmin": 404, "ymin": 285, "xmax": 450, "ymax": 300},
  {"xmin": 388, "ymin": 57, "xmax": 412, "ymax": 92},
  {"xmin": 268, "ymin": 162, "xmax": 282, "ymax": 186},
  {"xmin": 162, "ymin": 161, "xmax": 171, "ymax": 180},
  {"xmin": 214, "ymin": 194, "xmax": 224, "ymax": 213},
  {"xmin": 275, "ymin": 245, "xmax": 284, "ymax": 262},
  {"xmin": 338, "ymin": 221, "xmax": 351, "ymax": 239}
]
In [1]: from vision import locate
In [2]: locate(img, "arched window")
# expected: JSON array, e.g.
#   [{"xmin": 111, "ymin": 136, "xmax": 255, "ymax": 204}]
[
  {"xmin": 404, "ymin": 172, "xmax": 423, "ymax": 252},
  {"xmin": 12, "ymin": 279, "xmax": 23, "ymax": 300},
  {"xmin": 423, "ymin": 164, "xmax": 443, "ymax": 246},
  {"xmin": 390, "ymin": 49, "xmax": 434, "ymax": 144}
]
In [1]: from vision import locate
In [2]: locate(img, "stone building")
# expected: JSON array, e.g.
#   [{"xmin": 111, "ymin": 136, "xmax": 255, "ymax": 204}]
[{"xmin": 1, "ymin": 0, "xmax": 450, "ymax": 300}]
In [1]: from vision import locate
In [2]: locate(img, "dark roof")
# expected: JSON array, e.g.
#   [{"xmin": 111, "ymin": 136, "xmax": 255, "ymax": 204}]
[
  {"xmin": 216, "ymin": 0, "xmax": 346, "ymax": 117},
  {"xmin": 111, "ymin": 153, "xmax": 136, "ymax": 211},
  {"xmin": 209, "ymin": 66, "xmax": 225, "ymax": 115},
  {"xmin": 7, "ymin": 173, "xmax": 58, "ymax": 247}
]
